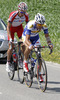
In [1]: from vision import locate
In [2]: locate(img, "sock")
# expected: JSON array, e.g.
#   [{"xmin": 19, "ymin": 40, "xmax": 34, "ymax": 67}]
[
  {"xmin": 24, "ymin": 60, "xmax": 28, "ymax": 63},
  {"xmin": 7, "ymin": 61, "xmax": 10, "ymax": 64}
]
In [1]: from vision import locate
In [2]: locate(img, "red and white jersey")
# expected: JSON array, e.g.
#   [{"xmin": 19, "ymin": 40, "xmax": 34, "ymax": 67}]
[{"xmin": 8, "ymin": 11, "xmax": 29, "ymax": 27}]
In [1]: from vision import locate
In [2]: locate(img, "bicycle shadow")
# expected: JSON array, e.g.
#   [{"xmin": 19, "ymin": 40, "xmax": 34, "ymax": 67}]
[
  {"xmin": 29, "ymin": 80, "xmax": 60, "ymax": 93},
  {"xmin": 30, "ymin": 80, "xmax": 40, "ymax": 90},
  {"xmin": 9, "ymin": 77, "xmax": 60, "ymax": 93},
  {"xmin": 46, "ymin": 81, "xmax": 60, "ymax": 93},
  {"xmin": 48, "ymin": 81, "xmax": 60, "ymax": 85},
  {"xmin": 47, "ymin": 87, "xmax": 60, "ymax": 93}
]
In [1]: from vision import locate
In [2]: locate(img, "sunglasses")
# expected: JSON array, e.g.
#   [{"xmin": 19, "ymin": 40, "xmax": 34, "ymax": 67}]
[
  {"xmin": 37, "ymin": 23, "xmax": 43, "ymax": 26},
  {"xmin": 20, "ymin": 11, "xmax": 25, "ymax": 14}
]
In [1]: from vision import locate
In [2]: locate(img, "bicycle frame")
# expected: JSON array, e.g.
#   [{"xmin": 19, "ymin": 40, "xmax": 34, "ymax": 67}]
[
  {"xmin": 8, "ymin": 41, "xmax": 24, "ymax": 80},
  {"xmin": 24, "ymin": 45, "xmax": 52, "ymax": 91},
  {"xmin": 29, "ymin": 47, "xmax": 42, "ymax": 77}
]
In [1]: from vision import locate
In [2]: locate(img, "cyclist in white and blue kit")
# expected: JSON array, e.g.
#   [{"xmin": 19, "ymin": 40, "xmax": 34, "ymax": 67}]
[{"xmin": 22, "ymin": 13, "xmax": 53, "ymax": 82}]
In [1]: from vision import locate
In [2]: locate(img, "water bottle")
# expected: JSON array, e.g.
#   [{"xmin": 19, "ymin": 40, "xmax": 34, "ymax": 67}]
[{"xmin": 13, "ymin": 53, "xmax": 17, "ymax": 62}]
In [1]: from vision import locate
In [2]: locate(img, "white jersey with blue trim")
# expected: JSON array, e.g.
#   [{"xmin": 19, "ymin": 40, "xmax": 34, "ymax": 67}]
[{"xmin": 23, "ymin": 20, "xmax": 48, "ymax": 37}]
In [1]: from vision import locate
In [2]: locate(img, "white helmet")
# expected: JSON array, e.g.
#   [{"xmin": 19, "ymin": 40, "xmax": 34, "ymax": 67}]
[
  {"xmin": 18, "ymin": 2, "xmax": 28, "ymax": 11},
  {"xmin": 35, "ymin": 13, "xmax": 45, "ymax": 25}
]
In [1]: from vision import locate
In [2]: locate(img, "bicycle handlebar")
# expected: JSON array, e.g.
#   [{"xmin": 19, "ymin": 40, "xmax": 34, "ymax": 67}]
[
  {"xmin": 9, "ymin": 41, "xmax": 23, "ymax": 49},
  {"xmin": 34, "ymin": 45, "xmax": 53, "ymax": 54}
]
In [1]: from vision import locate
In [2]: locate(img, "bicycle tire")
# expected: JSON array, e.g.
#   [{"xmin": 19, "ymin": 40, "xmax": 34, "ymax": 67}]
[
  {"xmin": 24, "ymin": 71, "xmax": 33, "ymax": 88},
  {"xmin": 24, "ymin": 60, "xmax": 33, "ymax": 88},
  {"xmin": 37, "ymin": 58, "xmax": 47, "ymax": 92},
  {"xmin": 8, "ymin": 63, "xmax": 15, "ymax": 80},
  {"xmin": 8, "ymin": 54, "xmax": 15, "ymax": 80},
  {"xmin": 17, "ymin": 52, "xmax": 24, "ymax": 84}
]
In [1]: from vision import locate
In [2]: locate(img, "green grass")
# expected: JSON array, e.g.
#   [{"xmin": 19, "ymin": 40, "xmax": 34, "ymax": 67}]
[{"xmin": 0, "ymin": 0, "xmax": 60, "ymax": 63}]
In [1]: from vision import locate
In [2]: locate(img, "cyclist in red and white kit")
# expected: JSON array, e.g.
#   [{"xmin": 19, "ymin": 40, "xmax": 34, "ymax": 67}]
[{"xmin": 6, "ymin": 2, "xmax": 29, "ymax": 72}]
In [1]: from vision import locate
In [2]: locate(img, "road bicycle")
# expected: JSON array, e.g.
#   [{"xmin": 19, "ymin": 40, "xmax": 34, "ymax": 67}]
[
  {"xmin": 24, "ymin": 45, "xmax": 52, "ymax": 92},
  {"xmin": 8, "ymin": 41, "xmax": 24, "ymax": 83}
]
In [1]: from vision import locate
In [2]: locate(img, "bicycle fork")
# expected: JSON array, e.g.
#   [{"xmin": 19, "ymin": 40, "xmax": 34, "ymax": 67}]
[{"xmin": 37, "ymin": 54, "xmax": 42, "ymax": 79}]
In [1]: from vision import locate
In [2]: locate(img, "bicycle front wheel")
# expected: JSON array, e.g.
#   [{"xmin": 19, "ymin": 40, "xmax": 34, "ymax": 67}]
[
  {"xmin": 17, "ymin": 52, "xmax": 24, "ymax": 84},
  {"xmin": 37, "ymin": 58, "xmax": 47, "ymax": 92}
]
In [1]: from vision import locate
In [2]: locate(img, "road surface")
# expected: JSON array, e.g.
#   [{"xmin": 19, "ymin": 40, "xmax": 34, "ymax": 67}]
[{"xmin": 0, "ymin": 61, "xmax": 60, "ymax": 100}]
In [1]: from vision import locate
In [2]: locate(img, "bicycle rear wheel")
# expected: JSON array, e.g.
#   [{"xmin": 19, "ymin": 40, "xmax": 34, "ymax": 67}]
[
  {"xmin": 17, "ymin": 52, "xmax": 24, "ymax": 84},
  {"xmin": 37, "ymin": 58, "xmax": 47, "ymax": 92},
  {"xmin": 24, "ymin": 71, "xmax": 33, "ymax": 88},
  {"xmin": 24, "ymin": 60, "xmax": 33, "ymax": 88}
]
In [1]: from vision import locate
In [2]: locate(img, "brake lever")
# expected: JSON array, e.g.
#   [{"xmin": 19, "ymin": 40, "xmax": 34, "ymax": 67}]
[
  {"xmin": 49, "ymin": 49, "xmax": 53, "ymax": 54},
  {"xmin": 48, "ymin": 45, "xmax": 53, "ymax": 54}
]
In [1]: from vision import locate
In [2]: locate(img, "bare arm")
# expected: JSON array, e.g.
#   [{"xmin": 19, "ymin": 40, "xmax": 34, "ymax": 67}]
[
  {"xmin": 24, "ymin": 34, "xmax": 34, "ymax": 49},
  {"xmin": 25, "ymin": 34, "xmax": 31, "ymax": 46},
  {"xmin": 7, "ymin": 22, "xmax": 12, "ymax": 39},
  {"xmin": 45, "ymin": 33, "xmax": 53, "ymax": 49},
  {"xmin": 45, "ymin": 33, "xmax": 51, "ymax": 44}
]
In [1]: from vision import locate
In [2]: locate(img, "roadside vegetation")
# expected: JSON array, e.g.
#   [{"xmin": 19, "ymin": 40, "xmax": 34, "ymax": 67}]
[{"xmin": 0, "ymin": 0, "xmax": 60, "ymax": 63}]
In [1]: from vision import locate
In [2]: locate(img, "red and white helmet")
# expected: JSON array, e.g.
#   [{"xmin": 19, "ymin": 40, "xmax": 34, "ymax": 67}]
[{"xmin": 18, "ymin": 2, "xmax": 28, "ymax": 11}]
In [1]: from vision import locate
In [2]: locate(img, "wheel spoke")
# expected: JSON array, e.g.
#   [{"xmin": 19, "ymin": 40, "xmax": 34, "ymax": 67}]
[
  {"xmin": 38, "ymin": 58, "xmax": 47, "ymax": 92},
  {"xmin": 17, "ymin": 52, "xmax": 24, "ymax": 84}
]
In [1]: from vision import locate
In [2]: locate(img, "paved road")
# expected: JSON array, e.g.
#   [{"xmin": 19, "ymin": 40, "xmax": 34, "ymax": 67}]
[{"xmin": 0, "ymin": 61, "xmax": 60, "ymax": 100}]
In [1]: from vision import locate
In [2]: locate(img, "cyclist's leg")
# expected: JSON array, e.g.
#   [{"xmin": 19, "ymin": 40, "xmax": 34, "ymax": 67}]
[
  {"xmin": 6, "ymin": 31, "xmax": 14, "ymax": 72},
  {"xmin": 22, "ymin": 35, "xmax": 31, "ymax": 72},
  {"xmin": 17, "ymin": 26, "xmax": 29, "ymax": 72},
  {"xmin": 24, "ymin": 47, "xmax": 31, "ymax": 60},
  {"xmin": 35, "ymin": 38, "xmax": 41, "ymax": 70},
  {"xmin": 7, "ymin": 32, "xmax": 14, "ymax": 62},
  {"xmin": 22, "ymin": 34, "xmax": 32, "ymax": 61},
  {"xmin": 33, "ymin": 35, "xmax": 42, "ymax": 80}
]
